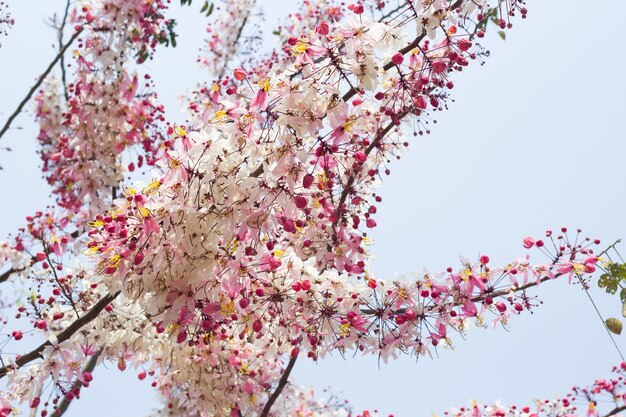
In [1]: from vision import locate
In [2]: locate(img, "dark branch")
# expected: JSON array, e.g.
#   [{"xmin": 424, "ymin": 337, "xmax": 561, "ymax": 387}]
[
  {"xmin": 603, "ymin": 405, "xmax": 626, "ymax": 417},
  {"xmin": 259, "ymin": 355, "xmax": 298, "ymax": 417},
  {"xmin": 57, "ymin": 0, "xmax": 72, "ymax": 102},
  {"xmin": 0, "ymin": 28, "xmax": 82, "ymax": 141}
]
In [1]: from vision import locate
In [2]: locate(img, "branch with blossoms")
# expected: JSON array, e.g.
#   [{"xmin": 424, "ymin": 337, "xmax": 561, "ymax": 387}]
[
  {"xmin": 422, "ymin": 363, "xmax": 626, "ymax": 417},
  {"xmin": 6, "ymin": 1, "xmax": 620, "ymax": 417}
]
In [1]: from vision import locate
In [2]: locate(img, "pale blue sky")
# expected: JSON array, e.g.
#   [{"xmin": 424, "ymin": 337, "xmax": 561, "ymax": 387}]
[{"xmin": 1, "ymin": 1, "xmax": 626, "ymax": 416}]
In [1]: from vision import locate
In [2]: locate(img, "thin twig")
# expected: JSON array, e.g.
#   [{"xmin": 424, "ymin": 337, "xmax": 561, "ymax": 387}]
[
  {"xmin": 58, "ymin": 0, "xmax": 72, "ymax": 102},
  {"xmin": 0, "ymin": 28, "xmax": 82, "ymax": 141},
  {"xmin": 259, "ymin": 355, "xmax": 298, "ymax": 417},
  {"xmin": 576, "ymin": 273, "xmax": 625, "ymax": 362},
  {"xmin": 0, "ymin": 291, "xmax": 118, "ymax": 379}
]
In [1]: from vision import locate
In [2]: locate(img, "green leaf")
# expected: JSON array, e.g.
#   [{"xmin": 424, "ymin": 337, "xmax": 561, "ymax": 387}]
[
  {"xmin": 498, "ymin": 31, "xmax": 506, "ymax": 40},
  {"xmin": 621, "ymin": 288, "xmax": 626, "ymax": 304},
  {"xmin": 200, "ymin": 1, "xmax": 208, "ymax": 12},
  {"xmin": 609, "ymin": 263, "xmax": 626, "ymax": 280},
  {"xmin": 598, "ymin": 273, "xmax": 619, "ymax": 294},
  {"xmin": 206, "ymin": 3, "xmax": 214, "ymax": 17},
  {"xmin": 606, "ymin": 317, "xmax": 623, "ymax": 335}
]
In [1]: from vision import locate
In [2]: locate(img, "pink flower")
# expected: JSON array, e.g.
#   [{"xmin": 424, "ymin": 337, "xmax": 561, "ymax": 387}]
[
  {"xmin": 233, "ymin": 67, "xmax": 247, "ymax": 81},
  {"xmin": 523, "ymin": 236, "xmax": 535, "ymax": 249}
]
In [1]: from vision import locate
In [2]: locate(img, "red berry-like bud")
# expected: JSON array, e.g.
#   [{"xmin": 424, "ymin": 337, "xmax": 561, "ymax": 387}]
[
  {"xmin": 233, "ymin": 68, "xmax": 247, "ymax": 81},
  {"xmin": 316, "ymin": 21, "xmax": 329, "ymax": 35},
  {"xmin": 295, "ymin": 196, "xmax": 307, "ymax": 209},
  {"xmin": 391, "ymin": 52, "xmax": 404, "ymax": 65}
]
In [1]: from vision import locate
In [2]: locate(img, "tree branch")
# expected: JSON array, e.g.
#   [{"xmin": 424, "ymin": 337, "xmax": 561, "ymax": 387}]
[
  {"xmin": 603, "ymin": 405, "xmax": 626, "ymax": 417},
  {"xmin": 57, "ymin": 0, "xmax": 72, "ymax": 102},
  {"xmin": 259, "ymin": 355, "xmax": 298, "ymax": 417},
  {"xmin": 0, "ymin": 291, "xmax": 118, "ymax": 379},
  {"xmin": 0, "ymin": 28, "xmax": 82, "ymax": 141}
]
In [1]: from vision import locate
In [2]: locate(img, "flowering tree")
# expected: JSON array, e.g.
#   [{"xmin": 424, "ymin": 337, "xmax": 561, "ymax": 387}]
[{"xmin": 0, "ymin": 1, "xmax": 625, "ymax": 417}]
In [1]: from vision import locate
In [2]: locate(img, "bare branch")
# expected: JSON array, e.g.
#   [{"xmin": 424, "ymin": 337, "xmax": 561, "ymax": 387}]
[
  {"xmin": 0, "ymin": 28, "xmax": 82, "ymax": 141},
  {"xmin": 57, "ymin": 0, "xmax": 72, "ymax": 102}
]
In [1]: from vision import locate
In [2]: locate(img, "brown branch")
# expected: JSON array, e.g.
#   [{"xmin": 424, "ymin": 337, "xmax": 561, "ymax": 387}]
[
  {"xmin": 55, "ymin": 348, "xmax": 102, "ymax": 416},
  {"xmin": 0, "ymin": 28, "xmax": 82, "ymax": 141},
  {"xmin": 603, "ymin": 405, "xmax": 626, "ymax": 417},
  {"xmin": 330, "ymin": 108, "xmax": 411, "ymax": 246},
  {"xmin": 259, "ymin": 355, "xmax": 298, "ymax": 417},
  {"xmin": 0, "ymin": 291, "xmax": 118, "ymax": 379},
  {"xmin": 57, "ymin": 0, "xmax": 72, "ymax": 102}
]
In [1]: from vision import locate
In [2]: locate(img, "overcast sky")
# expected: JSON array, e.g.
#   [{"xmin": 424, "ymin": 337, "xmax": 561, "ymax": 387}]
[{"xmin": 1, "ymin": 1, "xmax": 626, "ymax": 416}]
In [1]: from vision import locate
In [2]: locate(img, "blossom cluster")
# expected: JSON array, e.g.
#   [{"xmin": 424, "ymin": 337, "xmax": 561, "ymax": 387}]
[{"xmin": 34, "ymin": 0, "xmax": 171, "ymax": 218}]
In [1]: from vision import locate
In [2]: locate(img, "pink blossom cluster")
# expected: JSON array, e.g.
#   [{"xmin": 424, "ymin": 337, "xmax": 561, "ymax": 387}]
[
  {"xmin": 198, "ymin": 0, "xmax": 257, "ymax": 78},
  {"xmin": 34, "ymin": 0, "xmax": 172, "ymax": 218}
]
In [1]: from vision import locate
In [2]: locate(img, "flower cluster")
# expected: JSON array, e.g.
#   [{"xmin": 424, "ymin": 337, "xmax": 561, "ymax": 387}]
[{"xmin": 34, "ymin": 0, "xmax": 171, "ymax": 218}]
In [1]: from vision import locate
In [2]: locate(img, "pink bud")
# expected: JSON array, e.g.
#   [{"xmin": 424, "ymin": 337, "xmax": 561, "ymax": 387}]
[
  {"xmin": 522, "ymin": 236, "xmax": 535, "ymax": 249},
  {"xmin": 35, "ymin": 252, "xmax": 46, "ymax": 262},
  {"xmin": 302, "ymin": 173, "xmax": 314, "ymax": 188},
  {"xmin": 134, "ymin": 251, "xmax": 144, "ymax": 265},
  {"xmin": 432, "ymin": 60, "xmax": 447, "ymax": 73},
  {"xmin": 415, "ymin": 96, "xmax": 427, "ymax": 110},
  {"xmin": 495, "ymin": 302, "xmax": 507, "ymax": 313},
  {"xmin": 252, "ymin": 319, "xmax": 263, "ymax": 333},
  {"xmin": 366, "ymin": 218, "xmax": 377, "ymax": 228},
  {"xmin": 233, "ymin": 68, "xmax": 247, "ymax": 81},
  {"xmin": 31, "ymin": 398, "xmax": 41, "ymax": 408},
  {"xmin": 295, "ymin": 196, "xmax": 307, "ymax": 209},
  {"xmin": 479, "ymin": 255, "xmax": 489, "ymax": 265},
  {"xmin": 457, "ymin": 38, "xmax": 472, "ymax": 51},
  {"xmin": 83, "ymin": 371, "xmax": 93, "ymax": 382},
  {"xmin": 316, "ymin": 21, "xmax": 329, "ymax": 35},
  {"xmin": 283, "ymin": 220, "xmax": 296, "ymax": 233},
  {"xmin": 391, "ymin": 52, "xmax": 404, "ymax": 65}
]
